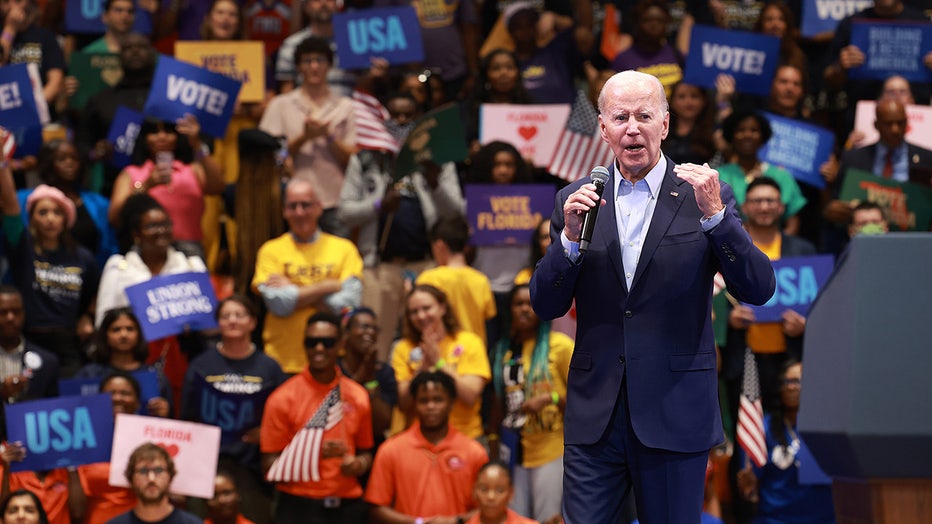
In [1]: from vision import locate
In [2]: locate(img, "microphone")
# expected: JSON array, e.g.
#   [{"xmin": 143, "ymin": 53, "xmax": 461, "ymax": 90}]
[{"xmin": 579, "ymin": 166, "xmax": 610, "ymax": 253}]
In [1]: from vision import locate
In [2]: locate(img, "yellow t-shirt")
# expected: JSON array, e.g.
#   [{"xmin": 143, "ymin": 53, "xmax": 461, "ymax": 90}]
[
  {"xmin": 391, "ymin": 330, "xmax": 491, "ymax": 438},
  {"xmin": 747, "ymin": 236, "xmax": 785, "ymax": 354},
  {"xmin": 252, "ymin": 232, "xmax": 364, "ymax": 373},
  {"xmin": 416, "ymin": 266, "xmax": 496, "ymax": 343}
]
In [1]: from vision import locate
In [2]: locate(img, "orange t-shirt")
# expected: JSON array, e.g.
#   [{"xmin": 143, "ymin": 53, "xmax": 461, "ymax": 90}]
[
  {"xmin": 465, "ymin": 509, "xmax": 539, "ymax": 524},
  {"xmin": 260, "ymin": 368, "xmax": 373, "ymax": 499},
  {"xmin": 77, "ymin": 462, "xmax": 136, "ymax": 524},
  {"xmin": 1, "ymin": 467, "xmax": 70, "ymax": 524},
  {"xmin": 364, "ymin": 422, "xmax": 488, "ymax": 519}
]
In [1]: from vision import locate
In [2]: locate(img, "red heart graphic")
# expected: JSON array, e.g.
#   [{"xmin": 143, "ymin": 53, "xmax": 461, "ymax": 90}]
[
  {"xmin": 518, "ymin": 125, "xmax": 537, "ymax": 141},
  {"xmin": 155, "ymin": 442, "xmax": 180, "ymax": 457}
]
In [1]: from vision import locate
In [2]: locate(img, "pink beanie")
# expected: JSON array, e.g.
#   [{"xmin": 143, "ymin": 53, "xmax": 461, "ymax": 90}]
[{"xmin": 26, "ymin": 184, "xmax": 77, "ymax": 228}]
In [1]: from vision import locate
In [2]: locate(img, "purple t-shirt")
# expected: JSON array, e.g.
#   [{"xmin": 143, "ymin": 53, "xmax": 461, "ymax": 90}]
[
  {"xmin": 610, "ymin": 43, "xmax": 683, "ymax": 98},
  {"xmin": 517, "ymin": 29, "xmax": 578, "ymax": 104}
]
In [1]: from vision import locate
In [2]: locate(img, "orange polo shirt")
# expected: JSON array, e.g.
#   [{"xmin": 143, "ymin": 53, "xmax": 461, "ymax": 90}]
[{"xmin": 1, "ymin": 467, "xmax": 70, "ymax": 524}]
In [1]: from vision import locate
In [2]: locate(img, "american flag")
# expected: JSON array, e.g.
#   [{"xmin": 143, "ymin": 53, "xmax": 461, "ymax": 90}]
[
  {"xmin": 548, "ymin": 90, "xmax": 614, "ymax": 182},
  {"xmin": 353, "ymin": 90, "xmax": 400, "ymax": 154},
  {"xmin": 737, "ymin": 347, "xmax": 768, "ymax": 468},
  {"xmin": 266, "ymin": 385, "xmax": 343, "ymax": 483}
]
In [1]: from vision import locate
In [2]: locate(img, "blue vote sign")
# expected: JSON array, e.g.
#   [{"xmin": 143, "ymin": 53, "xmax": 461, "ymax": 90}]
[
  {"xmin": 143, "ymin": 56, "xmax": 242, "ymax": 138},
  {"xmin": 0, "ymin": 64, "xmax": 42, "ymax": 131},
  {"xmin": 849, "ymin": 21, "xmax": 932, "ymax": 83},
  {"xmin": 750, "ymin": 255, "xmax": 834, "ymax": 323},
  {"xmin": 333, "ymin": 7, "xmax": 424, "ymax": 69},
  {"xmin": 800, "ymin": 0, "xmax": 872, "ymax": 38},
  {"xmin": 65, "ymin": 0, "xmax": 152, "ymax": 35},
  {"xmin": 194, "ymin": 374, "xmax": 275, "ymax": 444},
  {"xmin": 683, "ymin": 25, "xmax": 780, "ymax": 96},
  {"xmin": 107, "ymin": 106, "xmax": 144, "ymax": 168},
  {"xmin": 124, "ymin": 272, "xmax": 218, "ymax": 341},
  {"xmin": 4, "ymin": 393, "xmax": 114, "ymax": 471},
  {"xmin": 759, "ymin": 112, "xmax": 835, "ymax": 190}
]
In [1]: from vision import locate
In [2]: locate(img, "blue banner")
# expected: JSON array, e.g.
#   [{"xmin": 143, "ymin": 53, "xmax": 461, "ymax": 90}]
[
  {"xmin": 683, "ymin": 25, "xmax": 780, "ymax": 97},
  {"xmin": 124, "ymin": 272, "xmax": 218, "ymax": 341},
  {"xmin": 5, "ymin": 394, "xmax": 114, "ymax": 471},
  {"xmin": 195, "ymin": 374, "xmax": 274, "ymax": 444},
  {"xmin": 800, "ymin": 0, "xmax": 872, "ymax": 38},
  {"xmin": 0, "ymin": 64, "xmax": 42, "ymax": 131},
  {"xmin": 849, "ymin": 21, "xmax": 932, "ymax": 83},
  {"xmin": 465, "ymin": 184, "xmax": 555, "ymax": 246},
  {"xmin": 65, "ymin": 0, "xmax": 152, "ymax": 35},
  {"xmin": 107, "ymin": 106, "xmax": 144, "ymax": 168},
  {"xmin": 750, "ymin": 255, "xmax": 834, "ymax": 323},
  {"xmin": 142, "ymin": 56, "xmax": 242, "ymax": 138},
  {"xmin": 59, "ymin": 370, "xmax": 161, "ymax": 407},
  {"xmin": 332, "ymin": 7, "xmax": 424, "ymax": 69},
  {"xmin": 759, "ymin": 112, "xmax": 835, "ymax": 190}
]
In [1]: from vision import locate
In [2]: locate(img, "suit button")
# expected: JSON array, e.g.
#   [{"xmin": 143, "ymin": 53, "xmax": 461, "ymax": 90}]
[
  {"xmin": 624, "ymin": 310, "xmax": 633, "ymax": 318},
  {"xmin": 618, "ymin": 355, "xmax": 625, "ymax": 364}
]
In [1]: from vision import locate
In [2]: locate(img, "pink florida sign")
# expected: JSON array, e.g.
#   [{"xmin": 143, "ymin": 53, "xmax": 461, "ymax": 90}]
[
  {"xmin": 108, "ymin": 413, "xmax": 222, "ymax": 499},
  {"xmin": 479, "ymin": 104, "xmax": 571, "ymax": 167}
]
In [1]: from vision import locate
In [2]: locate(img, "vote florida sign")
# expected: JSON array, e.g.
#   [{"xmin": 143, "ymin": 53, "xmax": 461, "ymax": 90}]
[
  {"xmin": 332, "ymin": 7, "xmax": 424, "ymax": 70},
  {"xmin": 683, "ymin": 25, "xmax": 780, "ymax": 97},
  {"xmin": 124, "ymin": 272, "xmax": 218, "ymax": 342},
  {"xmin": 175, "ymin": 41, "xmax": 266, "ymax": 103},
  {"xmin": 750, "ymin": 255, "xmax": 834, "ymax": 323},
  {"xmin": 109, "ymin": 414, "xmax": 221, "ymax": 499},
  {"xmin": 143, "ymin": 56, "xmax": 242, "ymax": 138},
  {"xmin": 4, "ymin": 393, "xmax": 114, "ymax": 472},
  {"xmin": 479, "ymin": 104, "xmax": 571, "ymax": 168},
  {"xmin": 849, "ymin": 21, "xmax": 932, "ymax": 83},
  {"xmin": 65, "ymin": 0, "xmax": 152, "ymax": 34},
  {"xmin": 839, "ymin": 168, "xmax": 932, "ymax": 231},
  {"xmin": 800, "ymin": 0, "xmax": 872, "ymax": 38},
  {"xmin": 758, "ymin": 112, "xmax": 835, "ymax": 190},
  {"xmin": 106, "ymin": 106, "xmax": 144, "ymax": 168},
  {"xmin": 194, "ymin": 374, "xmax": 275, "ymax": 444},
  {"xmin": 466, "ymin": 184, "xmax": 555, "ymax": 246}
]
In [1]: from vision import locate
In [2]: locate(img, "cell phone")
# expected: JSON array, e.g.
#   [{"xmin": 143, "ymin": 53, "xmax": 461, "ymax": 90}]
[{"xmin": 155, "ymin": 151, "xmax": 173, "ymax": 183}]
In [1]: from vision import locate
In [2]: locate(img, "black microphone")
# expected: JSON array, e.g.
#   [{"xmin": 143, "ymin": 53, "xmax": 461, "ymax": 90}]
[{"xmin": 579, "ymin": 166, "xmax": 610, "ymax": 253}]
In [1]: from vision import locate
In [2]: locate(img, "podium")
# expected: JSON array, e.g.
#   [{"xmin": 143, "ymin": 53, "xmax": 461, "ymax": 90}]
[{"xmin": 800, "ymin": 233, "xmax": 932, "ymax": 523}]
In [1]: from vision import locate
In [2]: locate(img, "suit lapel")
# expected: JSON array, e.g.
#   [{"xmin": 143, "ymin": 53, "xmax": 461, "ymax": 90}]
[
  {"xmin": 598, "ymin": 164, "xmax": 628, "ymax": 292},
  {"xmin": 630, "ymin": 162, "xmax": 688, "ymax": 292}
]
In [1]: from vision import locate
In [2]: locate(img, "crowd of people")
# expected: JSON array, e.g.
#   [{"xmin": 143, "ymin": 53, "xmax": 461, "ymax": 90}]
[{"xmin": 0, "ymin": 0, "xmax": 930, "ymax": 522}]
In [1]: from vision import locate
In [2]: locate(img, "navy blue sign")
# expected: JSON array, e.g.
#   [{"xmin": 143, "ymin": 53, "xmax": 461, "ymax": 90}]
[
  {"xmin": 466, "ymin": 184, "xmax": 555, "ymax": 246},
  {"xmin": 332, "ymin": 7, "xmax": 424, "ymax": 69},
  {"xmin": 65, "ymin": 0, "xmax": 153, "ymax": 35},
  {"xmin": 195, "ymin": 374, "xmax": 274, "ymax": 444},
  {"xmin": 849, "ymin": 21, "xmax": 932, "ymax": 83},
  {"xmin": 107, "ymin": 106, "xmax": 144, "ymax": 168},
  {"xmin": 143, "ymin": 56, "xmax": 242, "ymax": 138},
  {"xmin": 683, "ymin": 25, "xmax": 780, "ymax": 97},
  {"xmin": 750, "ymin": 255, "xmax": 834, "ymax": 323},
  {"xmin": 5, "ymin": 394, "xmax": 114, "ymax": 471},
  {"xmin": 759, "ymin": 112, "xmax": 835, "ymax": 190},
  {"xmin": 800, "ymin": 0, "xmax": 872, "ymax": 38},
  {"xmin": 59, "ymin": 370, "xmax": 160, "ymax": 407},
  {"xmin": 0, "ymin": 64, "xmax": 42, "ymax": 131},
  {"xmin": 124, "ymin": 272, "xmax": 218, "ymax": 341}
]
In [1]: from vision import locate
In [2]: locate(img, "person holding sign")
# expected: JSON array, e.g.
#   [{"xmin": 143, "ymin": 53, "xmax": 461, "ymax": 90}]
[{"xmin": 0, "ymin": 0, "xmax": 65, "ymax": 106}]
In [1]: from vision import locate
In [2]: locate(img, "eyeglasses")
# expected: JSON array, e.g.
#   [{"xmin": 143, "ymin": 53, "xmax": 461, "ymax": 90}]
[
  {"xmin": 134, "ymin": 467, "xmax": 168, "ymax": 477},
  {"xmin": 285, "ymin": 201, "xmax": 319, "ymax": 211},
  {"xmin": 305, "ymin": 337, "xmax": 337, "ymax": 349},
  {"xmin": 782, "ymin": 378, "xmax": 801, "ymax": 387},
  {"xmin": 746, "ymin": 197, "xmax": 781, "ymax": 206}
]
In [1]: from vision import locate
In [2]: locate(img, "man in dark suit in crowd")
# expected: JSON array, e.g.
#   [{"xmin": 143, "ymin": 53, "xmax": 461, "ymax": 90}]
[
  {"xmin": 530, "ymin": 70, "xmax": 774, "ymax": 523},
  {"xmin": 0, "ymin": 285, "xmax": 60, "ymax": 403}
]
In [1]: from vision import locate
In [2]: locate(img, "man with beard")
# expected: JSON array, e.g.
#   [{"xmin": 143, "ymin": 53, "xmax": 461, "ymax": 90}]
[
  {"xmin": 337, "ymin": 92, "xmax": 465, "ymax": 359},
  {"xmin": 107, "ymin": 443, "xmax": 201, "ymax": 524},
  {"xmin": 365, "ymin": 370, "xmax": 487, "ymax": 523}
]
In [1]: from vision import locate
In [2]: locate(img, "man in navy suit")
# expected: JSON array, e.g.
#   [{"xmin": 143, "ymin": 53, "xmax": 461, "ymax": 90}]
[{"xmin": 529, "ymin": 71, "xmax": 774, "ymax": 523}]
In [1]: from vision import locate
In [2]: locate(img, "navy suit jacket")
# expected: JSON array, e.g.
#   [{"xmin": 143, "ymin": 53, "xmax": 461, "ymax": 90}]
[
  {"xmin": 530, "ymin": 158, "xmax": 774, "ymax": 452},
  {"xmin": 835, "ymin": 141, "xmax": 932, "ymax": 193}
]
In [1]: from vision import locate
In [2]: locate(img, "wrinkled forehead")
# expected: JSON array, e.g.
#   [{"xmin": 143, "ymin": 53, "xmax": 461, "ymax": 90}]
[{"xmin": 600, "ymin": 76, "xmax": 666, "ymax": 115}]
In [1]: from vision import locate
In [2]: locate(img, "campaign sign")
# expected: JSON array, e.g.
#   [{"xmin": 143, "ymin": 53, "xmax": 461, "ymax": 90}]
[
  {"xmin": 750, "ymin": 255, "xmax": 834, "ymax": 323},
  {"xmin": 195, "ymin": 374, "xmax": 275, "ymax": 444},
  {"xmin": 479, "ymin": 104, "xmax": 571, "ymax": 167},
  {"xmin": 393, "ymin": 104, "xmax": 469, "ymax": 179},
  {"xmin": 0, "ymin": 64, "xmax": 43, "ymax": 131},
  {"xmin": 683, "ymin": 25, "xmax": 780, "ymax": 96},
  {"xmin": 106, "ymin": 106, "xmax": 144, "ymax": 168},
  {"xmin": 65, "ymin": 0, "xmax": 152, "ymax": 34},
  {"xmin": 59, "ymin": 370, "xmax": 160, "ymax": 407},
  {"xmin": 852, "ymin": 100, "xmax": 932, "ymax": 151},
  {"xmin": 839, "ymin": 168, "xmax": 932, "ymax": 231},
  {"xmin": 142, "ymin": 56, "xmax": 242, "ymax": 138},
  {"xmin": 175, "ymin": 41, "xmax": 266, "ymax": 103},
  {"xmin": 800, "ymin": 0, "xmax": 872, "ymax": 38},
  {"xmin": 332, "ymin": 7, "xmax": 424, "ymax": 69},
  {"xmin": 4, "ymin": 394, "xmax": 114, "ymax": 472},
  {"xmin": 110, "ymin": 414, "xmax": 221, "ymax": 498},
  {"xmin": 124, "ymin": 272, "xmax": 218, "ymax": 341},
  {"xmin": 68, "ymin": 53, "xmax": 123, "ymax": 110},
  {"xmin": 849, "ymin": 21, "xmax": 932, "ymax": 83},
  {"xmin": 758, "ymin": 112, "xmax": 835, "ymax": 189},
  {"xmin": 466, "ymin": 184, "xmax": 555, "ymax": 246}
]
